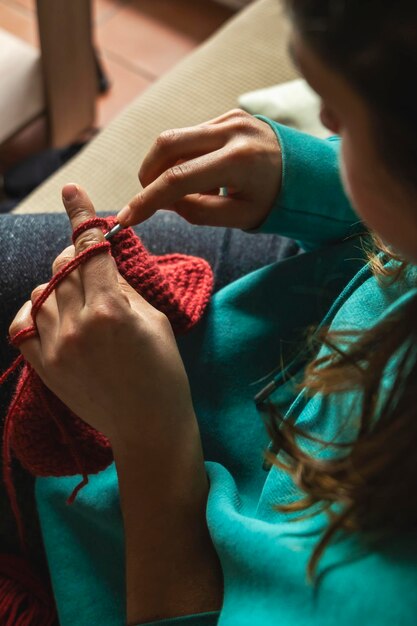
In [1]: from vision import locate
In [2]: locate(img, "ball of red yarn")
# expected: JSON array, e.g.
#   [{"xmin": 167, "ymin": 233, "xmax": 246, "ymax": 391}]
[
  {"xmin": 8, "ymin": 217, "xmax": 214, "ymax": 479},
  {"xmin": 0, "ymin": 553, "xmax": 56, "ymax": 626}
]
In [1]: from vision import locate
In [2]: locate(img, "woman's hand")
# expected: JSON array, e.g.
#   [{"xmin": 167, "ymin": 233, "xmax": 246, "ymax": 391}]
[
  {"xmin": 9, "ymin": 184, "xmax": 196, "ymax": 453},
  {"xmin": 10, "ymin": 184, "xmax": 223, "ymax": 623},
  {"xmin": 117, "ymin": 109, "xmax": 282, "ymax": 231}
]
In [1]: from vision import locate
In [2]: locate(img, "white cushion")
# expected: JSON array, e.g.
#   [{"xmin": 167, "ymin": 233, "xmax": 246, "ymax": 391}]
[
  {"xmin": 0, "ymin": 28, "xmax": 44, "ymax": 144},
  {"xmin": 239, "ymin": 78, "xmax": 331, "ymax": 138}
]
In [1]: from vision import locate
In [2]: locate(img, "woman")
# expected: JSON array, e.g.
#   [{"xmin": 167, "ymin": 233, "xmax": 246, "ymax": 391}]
[{"xmin": 7, "ymin": 0, "xmax": 417, "ymax": 624}]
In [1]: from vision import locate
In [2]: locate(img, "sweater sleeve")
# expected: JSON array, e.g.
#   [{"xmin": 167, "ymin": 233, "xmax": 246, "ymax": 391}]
[{"xmin": 248, "ymin": 116, "xmax": 363, "ymax": 250}]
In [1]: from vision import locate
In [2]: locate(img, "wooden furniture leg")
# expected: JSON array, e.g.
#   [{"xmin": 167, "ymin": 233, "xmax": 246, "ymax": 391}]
[{"xmin": 36, "ymin": 0, "xmax": 97, "ymax": 147}]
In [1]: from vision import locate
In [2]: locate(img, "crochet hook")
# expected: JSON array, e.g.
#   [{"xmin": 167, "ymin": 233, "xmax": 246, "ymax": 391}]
[{"xmin": 104, "ymin": 223, "xmax": 123, "ymax": 240}]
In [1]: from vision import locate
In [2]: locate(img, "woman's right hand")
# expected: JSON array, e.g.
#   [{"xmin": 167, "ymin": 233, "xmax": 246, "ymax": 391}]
[{"xmin": 117, "ymin": 109, "xmax": 282, "ymax": 231}]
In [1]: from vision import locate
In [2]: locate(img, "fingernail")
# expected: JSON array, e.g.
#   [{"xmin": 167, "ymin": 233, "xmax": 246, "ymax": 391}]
[
  {"xmin": 117, "ymin": 205, "xmax": 132, "ymax": 225},
  {"xmin": 62, "ymin": 183, "xmax": 78, "ymax": 202}
]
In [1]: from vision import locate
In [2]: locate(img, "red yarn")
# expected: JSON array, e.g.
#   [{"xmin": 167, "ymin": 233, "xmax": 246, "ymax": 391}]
[
  {"xmin": 2, "ymin": 216, "xmax": 213, "ymax": 539},
  {"xmin": 0, "ymin": 554, "xmax": 56, "ymax": 625},
  {"xmin": 71, "ymin": 217, "xmax": 107, "ymax": 240}
]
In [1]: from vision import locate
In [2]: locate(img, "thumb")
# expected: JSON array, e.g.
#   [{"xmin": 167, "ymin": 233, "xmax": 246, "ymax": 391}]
[
  {"xmin": 61, "ymin": 183, "xmax": 120, "ymax": 295},
  {"xmin": 61, "ymin": 183, "xmax": 106, "ymax": 253}
]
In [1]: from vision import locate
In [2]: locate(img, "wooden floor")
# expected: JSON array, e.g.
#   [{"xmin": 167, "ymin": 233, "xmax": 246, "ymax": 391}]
[{"xmin": 0, "ymin": 0, "xmax": 235, "ymax": 128}]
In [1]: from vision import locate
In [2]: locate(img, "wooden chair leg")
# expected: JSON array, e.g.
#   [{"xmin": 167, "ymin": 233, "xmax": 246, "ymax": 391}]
[{"xmin": 36, "ymin": 0, "xmax": 97, "ymax": 147}]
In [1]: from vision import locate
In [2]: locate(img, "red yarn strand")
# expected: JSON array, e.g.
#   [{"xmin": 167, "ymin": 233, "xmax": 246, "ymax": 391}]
[
  {"xmin": 9, "ymin": 328, "xmax": 38, "ymax": 349},
  {"xmin": 0, "ymin": 354, "xmax": 24, "ymax": 386},
  {"xmin": 30, "ymin": 242, "xmax": 110, "ymax": 323},
  {"xmin": 71, "ymin": 217, "xmax": 109, "ymax": 244},
  {"xmin": 2, "ymin": 364, "xmax": 34, "ymax": 554}
]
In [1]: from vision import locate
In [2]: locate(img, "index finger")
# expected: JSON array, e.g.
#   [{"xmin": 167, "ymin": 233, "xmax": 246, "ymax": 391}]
[
  {"xmin": 117, "ymin": 149, "xmax": 232, "ymax": 226},
  {"xmin": 138, "ymin": 124, "xmax": 225, "ymax": 188},
  {"xmin": 61, "ymin": 183, "xmax": 119, "ymax": 300}
]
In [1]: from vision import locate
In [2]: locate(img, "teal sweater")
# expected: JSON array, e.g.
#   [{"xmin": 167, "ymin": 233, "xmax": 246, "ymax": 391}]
[{"xmin": 35, "ymin": 120, "xmax": 417, "ymax": 626}]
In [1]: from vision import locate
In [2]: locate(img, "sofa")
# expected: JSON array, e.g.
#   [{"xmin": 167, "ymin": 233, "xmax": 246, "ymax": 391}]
[{"xmin": 13, "ymin": 0, "xmax": 298, "ymax": 216}]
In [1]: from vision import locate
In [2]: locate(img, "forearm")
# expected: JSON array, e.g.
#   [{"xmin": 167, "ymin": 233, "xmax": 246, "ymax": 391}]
[{"xmin": 112, "ymin": 420, "xmax": 223, "ymax": 625}]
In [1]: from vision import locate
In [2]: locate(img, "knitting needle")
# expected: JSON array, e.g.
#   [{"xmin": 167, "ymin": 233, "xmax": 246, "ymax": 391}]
[{"xmin": 104, "ymin": 223, "xmax": 123, "ymax": 241}]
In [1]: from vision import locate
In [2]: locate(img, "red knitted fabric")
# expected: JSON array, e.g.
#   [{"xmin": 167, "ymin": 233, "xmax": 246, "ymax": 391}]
[{"xmin": 3, "ymin": 216, "xmax": 213, "ymax": 507}]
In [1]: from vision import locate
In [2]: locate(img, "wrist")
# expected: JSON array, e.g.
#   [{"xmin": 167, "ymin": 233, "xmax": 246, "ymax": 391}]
[
  {"xmin": 111, "ymin": 415, "xmax": 208, "ymax": 511},
  {"xmin": 111, "ymin": 420, "xmax": 223, "ymax": 624}
]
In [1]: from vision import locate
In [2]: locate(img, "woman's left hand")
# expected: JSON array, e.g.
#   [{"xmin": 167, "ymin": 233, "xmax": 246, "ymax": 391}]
[
  {"xmin": 9, "ymin": 183, "xmax": 197, "ymax": 453},
  {"xmin": 10, "ymin": 185, "xmax": 223, "ymax": 623}
]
